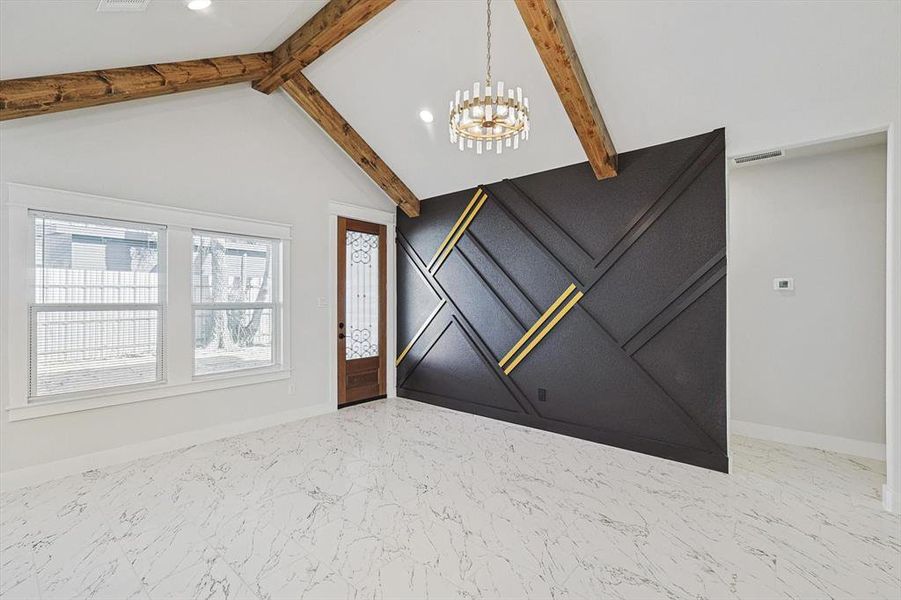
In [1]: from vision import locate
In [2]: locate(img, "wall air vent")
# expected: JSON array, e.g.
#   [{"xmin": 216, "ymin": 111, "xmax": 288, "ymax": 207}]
[
  {"xmin": 732, "ymin": 149, "xmax": 784, "ymax": 165},
  {"xmin": 97, "ymin": 0, "xmax": 151, "ymax": 12}
]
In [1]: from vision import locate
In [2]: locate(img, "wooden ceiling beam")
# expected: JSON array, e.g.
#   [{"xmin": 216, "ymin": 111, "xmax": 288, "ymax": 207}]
[
  {"xmin": 283, "ymin": 73, "xmax": 420, "ymax": 217},
  {"xmin": 253, "ymin": 0, "xmax": 394, "ymax": 95},
  {"xmin": 0, "ymin": 53, "xmax": 272, "ymax": 121},
  {"xmin": 514, "ymin": 0, "xmax": 617, "ymax": 179}
]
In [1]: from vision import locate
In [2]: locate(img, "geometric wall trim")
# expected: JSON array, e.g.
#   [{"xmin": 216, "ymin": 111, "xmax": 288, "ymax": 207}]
[
  {"xmin": 397, "ymin": 129, "xmax": 728, "ymax": 471},
  {"xmin": 499, "ymin": 283, "xmax": 583, "ymax": 375}
]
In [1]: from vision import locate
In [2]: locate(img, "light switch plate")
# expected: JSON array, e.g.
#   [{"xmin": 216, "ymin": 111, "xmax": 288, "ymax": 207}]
[{"xmin": 317, "ymin": 297, "xmax": 328, "ymax": 308}]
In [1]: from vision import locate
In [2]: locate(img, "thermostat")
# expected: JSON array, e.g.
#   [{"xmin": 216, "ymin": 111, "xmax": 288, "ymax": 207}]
[{"xmin": 773, "ymin": 277, "xmax": 794, "ymax": 291}]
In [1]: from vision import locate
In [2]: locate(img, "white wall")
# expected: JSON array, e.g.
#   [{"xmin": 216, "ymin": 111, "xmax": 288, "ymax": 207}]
[
  {"xmin": 0, "ymin": 84, "xmax": 394, "ymax": 474},
  {"xmin": 729, "ymin": 142, "xmax": 887, "ymax": 452}
]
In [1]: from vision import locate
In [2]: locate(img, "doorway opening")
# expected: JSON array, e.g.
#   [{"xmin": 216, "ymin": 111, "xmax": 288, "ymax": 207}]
[{"xmin": 729, "ymin": 131, "xmax": 889, "ymax": 500}]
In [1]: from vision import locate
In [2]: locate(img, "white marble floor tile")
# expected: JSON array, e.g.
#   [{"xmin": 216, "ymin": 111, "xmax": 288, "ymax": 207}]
[
  {"xmin": 32, "ymin": 511, "xmax": 146, "ymax": 600},
  {"xmin": 208, "ymin": 491, "xmax": 320, "ymax": 590},
  {"xmin": 0, "ymin": 542, "xmax": 38, "ymax": 600},
  {"xmin": 142, "ymin": 549, "xmax": 255, "ymax": 600},
  {"xmin": 248, "ymin": 554, "xmax": 353, "ymax": 600},
  {"xmin": 2, "ymin": 398, "xmax": 899, "ymax": 600},
  {"xmin": 118, "ymin": 521, "xmax": 213, "ymax": 590}
]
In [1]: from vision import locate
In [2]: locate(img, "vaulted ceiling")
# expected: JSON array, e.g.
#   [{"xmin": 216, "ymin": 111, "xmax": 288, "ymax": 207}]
[{"xmin": 1, "ymin": 0, "xmax": 898, "ymax": 200}]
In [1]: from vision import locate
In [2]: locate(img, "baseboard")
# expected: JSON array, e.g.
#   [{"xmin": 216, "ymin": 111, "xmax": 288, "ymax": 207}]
[
  {"xmin": 0, "ymin": 402, "xmax": 336, "ymax": 492},
  {"xmin": 731, "ymin": 419, "xmax": 886, "ymax": 461},
  {"xmin": 883, "ymin": 484, "xmax": 900, "ymax": 514}
]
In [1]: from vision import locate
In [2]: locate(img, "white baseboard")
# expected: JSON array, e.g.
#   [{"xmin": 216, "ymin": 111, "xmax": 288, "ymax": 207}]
[
  {"xmin": 884, "ymin": 484, "xmax": 901, "ymax": 514},
  {"xmin": 0, "ymin": 402, "xmax": 336, "ymax": 492},
  {"xmin": 731, "ymin": 419, "xmax": 886, "ymax": 461}
]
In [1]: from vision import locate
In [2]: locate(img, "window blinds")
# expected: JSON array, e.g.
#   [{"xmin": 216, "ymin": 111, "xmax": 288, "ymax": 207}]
[{"xmin": 30, "ymin": 212, "xmax": 165, "ymax": 398}]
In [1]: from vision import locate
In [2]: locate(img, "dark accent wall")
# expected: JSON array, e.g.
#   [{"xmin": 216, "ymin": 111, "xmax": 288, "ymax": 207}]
[{"xmin": 396, "ymin": 129, "xmax": 727, "ymax": 471}]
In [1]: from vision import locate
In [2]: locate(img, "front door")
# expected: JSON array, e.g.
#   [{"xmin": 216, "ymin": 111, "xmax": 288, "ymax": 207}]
[{"xmin": 337, "ymin": 217, "xmax": 387, "ymax": 406}]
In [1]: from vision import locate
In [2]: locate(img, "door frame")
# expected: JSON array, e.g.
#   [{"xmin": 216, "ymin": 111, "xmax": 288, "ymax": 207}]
[
  {"xmin": 328, "ymin": 201, "xmax": 396, "ymax": 409},
  {"xmin": 337, "ymin": 216, "xmax": 387, "ymax": 405}
]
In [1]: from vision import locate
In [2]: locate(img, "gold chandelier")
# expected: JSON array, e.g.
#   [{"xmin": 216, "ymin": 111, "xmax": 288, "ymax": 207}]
[{"xmin": 449, "ymin": 0, "xmax": 530, "ymax": 155}]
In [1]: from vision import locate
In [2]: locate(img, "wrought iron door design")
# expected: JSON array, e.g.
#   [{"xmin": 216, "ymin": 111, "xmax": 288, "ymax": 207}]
[
  {"xmin": 345, "ymin": 230, "xmax": 380, "ymax": 360},
  {"xmin": 396, "ymin": 129, "xmax": 727, "ymax": 471}
]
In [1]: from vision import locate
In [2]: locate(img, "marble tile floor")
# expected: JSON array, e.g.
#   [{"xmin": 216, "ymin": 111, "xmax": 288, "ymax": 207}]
[{"xmin": 1, "ymin": 397, "xmax": 899, "ymax": 600}]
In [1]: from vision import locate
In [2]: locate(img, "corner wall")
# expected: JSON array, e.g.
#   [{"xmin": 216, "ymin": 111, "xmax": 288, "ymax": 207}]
[{"xmin": 0, "ymin": 84, "xmax": 394, "ymax": 474}]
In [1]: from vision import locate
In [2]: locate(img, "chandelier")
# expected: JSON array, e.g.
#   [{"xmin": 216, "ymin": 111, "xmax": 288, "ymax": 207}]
[{"xmin": 449, "ymin": 0, "xmax": 530, "ymax": 155}]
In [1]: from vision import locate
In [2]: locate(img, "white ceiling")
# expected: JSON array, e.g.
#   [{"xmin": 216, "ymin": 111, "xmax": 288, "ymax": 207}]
[
  {"xmin": 0, "ymin": 1, "xmax": 327, "ymax": 78},
  {"xmin": 2, "ymin": 0, "xmax": 899, "ymax": 200}
]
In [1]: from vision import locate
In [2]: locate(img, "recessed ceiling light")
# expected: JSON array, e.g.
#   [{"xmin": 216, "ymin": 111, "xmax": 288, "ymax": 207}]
[
  {"xmin": 419, "ymin": 109, "xmax": 434, "ymax": 123},
  {"xmin": 187, "ymin": 0, "xmax": 211, "ymax": 10}
]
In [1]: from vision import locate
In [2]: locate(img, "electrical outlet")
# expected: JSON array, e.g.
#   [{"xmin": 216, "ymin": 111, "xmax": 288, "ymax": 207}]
[{"xmin": 773, "ymin": 277, "xmax": 794, "ymax": 291}]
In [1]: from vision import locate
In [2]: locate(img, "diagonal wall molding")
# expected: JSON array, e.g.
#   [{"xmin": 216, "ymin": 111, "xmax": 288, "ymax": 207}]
[{"xmin": 397, "ymin": 129, "xmax": 728, "ymax": 471}]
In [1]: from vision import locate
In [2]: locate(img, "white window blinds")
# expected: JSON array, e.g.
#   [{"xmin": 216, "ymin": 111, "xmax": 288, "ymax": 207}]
[
  {"xmin": 192, "ymin": 231, "xmax": 278, "ymax": 376},
  {"xmin": 29, "ymin": 212, "xmax": 166, "ymax": 398}
]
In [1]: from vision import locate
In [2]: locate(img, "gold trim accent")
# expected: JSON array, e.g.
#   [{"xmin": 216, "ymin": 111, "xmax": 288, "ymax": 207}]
[
  {"xmin": 427, "ymin": 188, "xmax": 483, "ymax": 270},
  {"xmin": 504, "ymin": 291, "xmax": 584, "ymax": 375},
  {"xmin": 498, "ymin": 283, "xmax": 576, "ymax": 368},
  {"xmin": 395, "ymin": 299, "xmax": 447, "ymax": 366},
  {"xmin": 431, "ymin": 192, "xmax": 487, "ymax": 272}
]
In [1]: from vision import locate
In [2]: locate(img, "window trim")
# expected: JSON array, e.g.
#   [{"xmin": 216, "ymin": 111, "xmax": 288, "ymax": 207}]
[{"xmin": 4, "ymin": 183, "xmax": 292, "ymax": 422}]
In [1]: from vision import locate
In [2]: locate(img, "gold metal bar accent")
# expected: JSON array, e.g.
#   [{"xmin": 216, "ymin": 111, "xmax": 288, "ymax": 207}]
[
  {"xmin": 498, "ymin": 283, "xmax": 576, "ymax": 368},
  {"xmin": 432, "ymin": 192, "xmax": 487, "ymax": 272},
  {"xmin": 427, "ymin": 188, "xmax": 483, "ymax": 270},
  {"xmin": 395, "ymin": 299, "xmax": 447, "ymax": 366},
  {"xmin": 504, "ymin": 291, "xmax": 584, "ymax": 375}
]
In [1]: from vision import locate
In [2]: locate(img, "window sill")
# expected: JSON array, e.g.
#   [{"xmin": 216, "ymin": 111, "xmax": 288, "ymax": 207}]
[{"xmin": 6, "ymin": 369, "xmax": 292, "ymax": 422}]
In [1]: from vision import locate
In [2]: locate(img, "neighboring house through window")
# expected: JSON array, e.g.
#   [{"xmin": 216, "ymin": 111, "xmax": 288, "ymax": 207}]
[
  {"xmin": 3, "ymin": 183, "xmax": 292, "ymax": 421},
  {"xmin": 30, "ymin": 212, "xmax": 165, "ymax": 398}
]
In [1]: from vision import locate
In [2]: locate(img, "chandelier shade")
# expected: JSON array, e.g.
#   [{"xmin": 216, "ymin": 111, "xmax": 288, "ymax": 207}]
[
  {"xmin": 449, "ymin": 81, "xmax": 529, "ymax": 155},
  {"xmin": 448, "ymin": 0, "xmax": 530, "ymax": 155}
]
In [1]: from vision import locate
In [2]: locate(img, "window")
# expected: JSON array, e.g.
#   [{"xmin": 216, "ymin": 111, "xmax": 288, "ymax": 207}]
[
  {"xmin": 30, "ymin": 212, "xmax": 165, "ymax": 398},
  {"xmin": 7, "ymin": 184, "xmax": 292, "ymax": 421},
  {"xmin": 192, "ymin": 231, "xmax": 279, "ymax": 376}
]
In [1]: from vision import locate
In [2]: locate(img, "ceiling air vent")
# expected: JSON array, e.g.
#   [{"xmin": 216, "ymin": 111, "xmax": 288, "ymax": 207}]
[
  {"xmin": 97, "ymin": 0, "xmax": 151, "ymax": 12},
  {"xmin": 732, "ymin": 149, "xmax": 784, "ymax": 165}
]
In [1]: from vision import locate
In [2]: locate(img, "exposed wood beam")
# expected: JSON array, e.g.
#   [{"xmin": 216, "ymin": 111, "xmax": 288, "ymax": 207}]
[
  {"xmin": 253, "ymin": 0, "xmax": 394, "ymax": 95},
  {"xmin": 0, "ymin": 53, "xmax": 272, "ymax": 121},
  {"xmin": 514, "ymin": 0, "xmax": 617, "ymax": 179},
  {"xmin": 283, "ymin": 73, "xmax": 420, "ymax": 217}
]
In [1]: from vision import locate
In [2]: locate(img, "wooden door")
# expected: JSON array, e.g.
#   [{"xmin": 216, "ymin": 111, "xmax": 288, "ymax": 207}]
[{"xmin": 337, "ymin": 217, "xmax": 387, "ymax": 406}]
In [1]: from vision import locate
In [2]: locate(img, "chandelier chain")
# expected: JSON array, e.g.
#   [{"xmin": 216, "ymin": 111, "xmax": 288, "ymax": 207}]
[{"xmin": 486, "ymin": 0, "xmax": 492, "ymax": 87}]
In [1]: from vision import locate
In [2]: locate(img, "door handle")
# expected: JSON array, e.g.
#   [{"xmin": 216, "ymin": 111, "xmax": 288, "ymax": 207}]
[
  {"xmin": 338, "ymin": 333, "xmax": 345, "ymax": 339},
  {"xmin": 338, "ymin": 322, "xmax": 345, "ymax": 329}
]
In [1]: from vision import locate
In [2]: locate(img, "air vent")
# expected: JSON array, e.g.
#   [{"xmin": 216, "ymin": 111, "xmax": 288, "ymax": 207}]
[
  {"xmin": 732, "ymin": 149, "xmax": 784, "ymax": 165},
  {"xmin": 97, "ymin": 0, "xmax": 151, "ymax": 12}
]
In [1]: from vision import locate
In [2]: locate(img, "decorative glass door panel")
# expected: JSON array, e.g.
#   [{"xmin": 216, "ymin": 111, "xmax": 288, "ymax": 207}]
[
  {"xmin": 337, "ymin": 218, "xmax": 387, "ymax": 406},
  {"xmin": 345, "ymin": 231, "xmax": 379, "ymax": 360}
]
